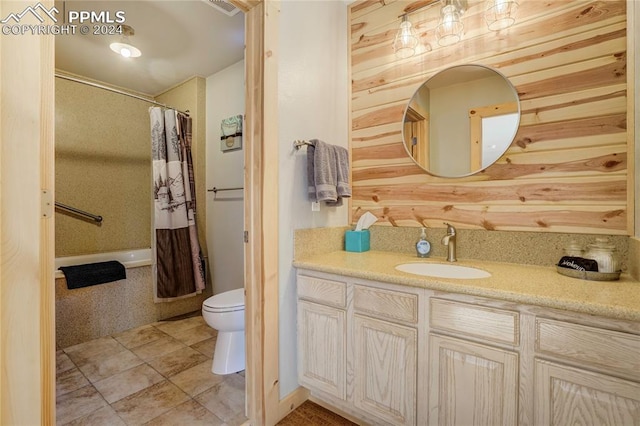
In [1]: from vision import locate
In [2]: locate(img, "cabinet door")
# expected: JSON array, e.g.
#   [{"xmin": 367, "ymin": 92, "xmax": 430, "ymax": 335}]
[
  {"xmin": 353, "ymin": 314, "xmax": 417, "ymax": 426},
  {"xmin": 535, "ymin": 359, "xmax": 640, "ymax": 425},
  {"xmin": 297, "ymin": 300, "xmax": 346, "ymax": 400},
  {"xmin": 428, "ymin": 334, "xmax": 518, "ymax": 426}
]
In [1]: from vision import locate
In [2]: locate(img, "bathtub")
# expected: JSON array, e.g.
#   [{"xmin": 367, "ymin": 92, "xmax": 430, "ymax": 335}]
[{"xmin": 55, "ymin": 248, "xmax": 153, "ymax": 279}]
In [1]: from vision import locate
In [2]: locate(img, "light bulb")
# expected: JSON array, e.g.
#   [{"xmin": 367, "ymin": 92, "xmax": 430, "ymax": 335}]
[
  {"xmin": 393, "ymin": 15, "xmax": 420, "ymax": 59},
  {"xmin": 436, "ymin": 4, "xmax": 463, "ymax": 46},
  {"xmin": 109, "ymin": 42, "xmax": 142, "ymax": 58},
  {"xmin": 485, "ymin": 0, "xmax": 518, "ymax": 31}
]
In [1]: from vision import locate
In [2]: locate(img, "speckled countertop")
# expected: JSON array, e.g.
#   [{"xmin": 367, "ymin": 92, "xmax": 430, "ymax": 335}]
[{"xmin": 293, "ymin": 250, "xmax": 640, "ymax": 322}]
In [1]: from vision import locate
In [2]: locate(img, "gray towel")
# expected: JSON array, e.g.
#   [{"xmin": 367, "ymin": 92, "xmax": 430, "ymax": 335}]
[
  {"xmin": 307, "ymin": 141, "xmax": 318, "ymax": 202},
  {"xmin": 334, "ymin": 145, "xmax": 351, "ymax": 199},
  {"xmin": 307, "ymin": 139, "xmax": 351, "ymax": 206},
  {"xmin": 308, "ymin": 139, "xmax": 336, "ymax": 202}
]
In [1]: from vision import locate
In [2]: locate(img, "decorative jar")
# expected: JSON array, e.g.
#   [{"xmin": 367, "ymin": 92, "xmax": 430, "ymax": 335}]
[{"xmin": 583, "ymin": 238, "xmax": 619, "ymax": 273}]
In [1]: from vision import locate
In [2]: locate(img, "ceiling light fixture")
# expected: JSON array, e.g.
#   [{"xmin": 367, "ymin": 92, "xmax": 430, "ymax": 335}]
[
  {"xmin": 436, "ymin": 0, "xmax": 465, "ymax": 46},
  {"xmin": 109, "ymin": 24, "xmax": 142, "ymax": 58},
  {"xmin": 484, "ymin": 0, "xmax": 518, "ymax": 31},
  {"xmin": 393, "ymin": 14, "xmax": 420, "ymax": 59}
]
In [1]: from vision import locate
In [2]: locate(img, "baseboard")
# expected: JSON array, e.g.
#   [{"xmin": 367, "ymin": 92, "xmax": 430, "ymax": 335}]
[{"xmin": 276, "ymin": 386, "xmax": 311, "ymax": 423}]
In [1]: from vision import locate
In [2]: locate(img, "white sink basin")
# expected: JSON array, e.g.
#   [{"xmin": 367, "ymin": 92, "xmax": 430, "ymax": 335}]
[{"xmin": 395, "ymin": 262, "xmax": 491, "ymax": 279}]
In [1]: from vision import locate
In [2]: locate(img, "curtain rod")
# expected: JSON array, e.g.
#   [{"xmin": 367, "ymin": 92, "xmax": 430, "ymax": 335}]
[{"xmin": 54, "ymin": 73, "xmax": 190, "ymax": 116}]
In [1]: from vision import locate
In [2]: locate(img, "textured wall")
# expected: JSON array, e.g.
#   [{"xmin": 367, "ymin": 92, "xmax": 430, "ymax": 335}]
[
  {"xmin": 55, "ymin": 77, "xmax": 152, "ymax": 256},
  {"xmin": 349, "ymin": 0, "xmax": 629, "ymax": 235},
  {"xmin": 278, "ymin": 1, "xmax": 350, "ymax": 398},
  {"xmin": 206, "ymin": 60, "xmax": 245, "ymax": 296}
]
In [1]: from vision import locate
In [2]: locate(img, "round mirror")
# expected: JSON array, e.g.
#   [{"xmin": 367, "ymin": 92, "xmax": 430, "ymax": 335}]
[{"xmin": 402, "ymin": 64, "xmax": 520, "ymax": 178}]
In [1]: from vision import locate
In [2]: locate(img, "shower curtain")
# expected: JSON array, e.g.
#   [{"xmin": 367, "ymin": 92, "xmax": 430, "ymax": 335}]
[{"xmin": 150, "ymin": 107, "xmax": 206, "ymax": 301}]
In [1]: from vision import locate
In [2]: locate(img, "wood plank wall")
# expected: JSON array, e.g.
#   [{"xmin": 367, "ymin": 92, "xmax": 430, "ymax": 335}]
[{"xmin": 349, "ymin": 0, "xmax": 630, "ymax": 235}]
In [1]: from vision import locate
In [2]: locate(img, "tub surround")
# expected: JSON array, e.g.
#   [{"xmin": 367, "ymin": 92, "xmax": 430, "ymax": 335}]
[{"xmin": 56, "ymin": 265, "xmax": 212, "ymax": 348}]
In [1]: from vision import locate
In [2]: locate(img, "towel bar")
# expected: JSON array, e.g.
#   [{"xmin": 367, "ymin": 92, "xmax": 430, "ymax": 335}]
[
  {"xmin": 293, "ymin": 140, "xmax": 315, "ymax": 149},
  {"xmin": 207, "ymin": 187, "xmax": 244, "ymax": 193}
]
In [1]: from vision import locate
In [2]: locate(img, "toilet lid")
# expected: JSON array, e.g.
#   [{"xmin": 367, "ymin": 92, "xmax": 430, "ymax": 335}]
[{"xmin": 203, "ymin": 288, "xmax": 245, "ymax": 310}]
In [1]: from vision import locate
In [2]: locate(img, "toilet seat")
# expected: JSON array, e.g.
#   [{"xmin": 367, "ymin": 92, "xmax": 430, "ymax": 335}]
[{"xmin": 203, "ymin": 288, "xmax": 245, "ymax": 313}]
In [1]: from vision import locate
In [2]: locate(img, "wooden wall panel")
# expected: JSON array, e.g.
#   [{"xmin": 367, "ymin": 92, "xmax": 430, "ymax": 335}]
[{"xmin": 349, "ymin": 0, "xmax": 630, "ymax": 234}]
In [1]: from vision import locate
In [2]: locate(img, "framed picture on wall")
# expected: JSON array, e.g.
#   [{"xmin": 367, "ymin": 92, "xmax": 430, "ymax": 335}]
[{"xmin": 220, "ymin": 114, "xmax": 243, "ymax": 152}]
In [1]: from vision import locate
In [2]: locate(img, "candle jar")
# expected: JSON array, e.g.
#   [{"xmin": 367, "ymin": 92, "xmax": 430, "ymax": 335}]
[
  {"xmin": 563, "ymin": 241, "xmax": 584, "ymax": 257},
  {"xmin": 583, "ymin": 238, "xmax": 619, "ymax": 273}
]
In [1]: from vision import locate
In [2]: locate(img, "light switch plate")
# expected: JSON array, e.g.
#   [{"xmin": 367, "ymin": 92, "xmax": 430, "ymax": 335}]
[{"xmin": 311, "ymin": 201, "xmax": 320, "ymax": 212}]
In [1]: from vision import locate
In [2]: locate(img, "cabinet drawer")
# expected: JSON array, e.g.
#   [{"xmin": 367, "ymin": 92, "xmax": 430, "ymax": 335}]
[
  {"xmin": 353, "ymin": 285, "xmax": 418, "ymax": 324},
  {"xmin": 430, "ymin": 298, "xmax": 520, "ymax": 346},
  {"xmin": 536, "ymin": 318, "xmax": 640, "ymax": 379},
  {"xmin": 297, "ymin": 275, "xmax": 346, "ymax": 308}
]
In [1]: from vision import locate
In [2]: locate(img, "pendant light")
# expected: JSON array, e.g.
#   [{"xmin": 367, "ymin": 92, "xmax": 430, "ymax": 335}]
[
  {"xmin": 484, "ymin": 0, "xmax": 518, "ymax": 31},
  {"xmin": 436, "ymin": 0, "xmax": 464, "ymax": 47},
  {"xmin": 393, "ymin": 14, "xmax": 420, "ymax": 59}
]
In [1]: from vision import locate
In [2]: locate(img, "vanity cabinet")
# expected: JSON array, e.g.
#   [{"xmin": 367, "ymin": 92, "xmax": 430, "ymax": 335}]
[
  {"xmin": 296, "ymin": 268, "xmax": 640, "ymax": 426},
  {"xmin": 533, "ymin": 317, "xmax": 640, "ymax": 425},
  {"xmin": 428, "ymin": 298, "xmax": 520, "ymax": 426},
  {"xmin": 297, "ymin": 272, "xmax": 423, "ymax": 425},
  {"xmin": 297, "ymin": 274, "xmax": 347, "ymax": 400},
  {"xmin": 352, "ymin": 284, "xmax": 420, "ymax": 426}
]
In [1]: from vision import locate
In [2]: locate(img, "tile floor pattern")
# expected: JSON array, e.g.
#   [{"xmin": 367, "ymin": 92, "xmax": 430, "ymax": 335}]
[{"xmin": 56, "ymin": 315, "xmax": 248, "ymax": 425}]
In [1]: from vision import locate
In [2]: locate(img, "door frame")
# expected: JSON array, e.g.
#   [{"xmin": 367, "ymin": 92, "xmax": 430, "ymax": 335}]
[{"xmin": 0, "ymin": 0, "xmax": 283, "ymax": 423}]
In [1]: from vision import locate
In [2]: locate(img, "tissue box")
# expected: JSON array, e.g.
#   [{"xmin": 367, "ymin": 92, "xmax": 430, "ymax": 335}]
[{"xmin": 345, "ymin": 230, "xmax": 370, "ymax": 252}]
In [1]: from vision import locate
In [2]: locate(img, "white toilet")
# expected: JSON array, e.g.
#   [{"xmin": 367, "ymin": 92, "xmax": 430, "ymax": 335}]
[{"xmin": 202, "ymin": 288, "xmax": 245, "ymax": 375}]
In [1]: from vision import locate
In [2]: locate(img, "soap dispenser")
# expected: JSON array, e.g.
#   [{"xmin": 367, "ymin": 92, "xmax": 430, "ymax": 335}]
[{"xmin": 416, "ymin": 227, "xmax": 431, "ymax": 258}]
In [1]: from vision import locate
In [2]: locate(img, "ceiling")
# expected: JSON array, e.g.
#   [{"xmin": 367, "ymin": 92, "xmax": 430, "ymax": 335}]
[{"xmin": 54, "ymin": 0, "xmax": 245, "ymax": 96}]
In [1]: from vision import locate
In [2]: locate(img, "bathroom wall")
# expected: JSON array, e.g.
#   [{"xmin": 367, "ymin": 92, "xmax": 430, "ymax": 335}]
[
  {"xmin": 206, "ymin": 60, "xmax": 245, "ymax": 295},
  {"xmin": 55, "ymin": 75, "xmax": 152, "ymax": 255},
  {"xmin": 349, "ymin": 0, "xmax": 629, "ymax": 235},
  {"xmin": 55, "ymin": 75, "xmax": 212, "ymax": 348},
  {"xmin": 278, "ymin": 1, "xmax": 349, "ymax": 398}
]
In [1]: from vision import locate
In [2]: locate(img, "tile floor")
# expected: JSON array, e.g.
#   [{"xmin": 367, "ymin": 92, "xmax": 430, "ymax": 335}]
[{"xmin": 56, "ymin": 315, "xmax": 248, "ymax": 425}]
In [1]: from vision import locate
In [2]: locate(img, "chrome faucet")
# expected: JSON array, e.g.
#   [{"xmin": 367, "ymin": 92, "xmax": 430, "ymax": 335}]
[{"xmin": 441, "ymin": 223, "xmax": 457, "ymax": 262}]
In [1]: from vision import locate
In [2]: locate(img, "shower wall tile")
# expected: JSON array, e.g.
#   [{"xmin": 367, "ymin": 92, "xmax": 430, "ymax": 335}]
[{"xmin": 55, "ymin": 76, "xmax": 152, "ymax": 256}]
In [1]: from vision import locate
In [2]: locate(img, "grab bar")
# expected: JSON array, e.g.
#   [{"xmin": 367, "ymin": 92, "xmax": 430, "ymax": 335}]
[{"xmin": 55, "ymin": 202, "xmax": 103, "ymax": 223}]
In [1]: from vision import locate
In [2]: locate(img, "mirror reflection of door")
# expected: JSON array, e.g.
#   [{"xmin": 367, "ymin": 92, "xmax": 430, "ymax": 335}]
[
  {"xmin": 469, "ymin": 102, "xmax": 519, "ymax": 170},
  {"xmin": 404, "ymin": 107, "xmax": 430, "ymax": 167},
  {"xmin": 401, "ymin": 64, "xmax": 520, "ymax": 178}
]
